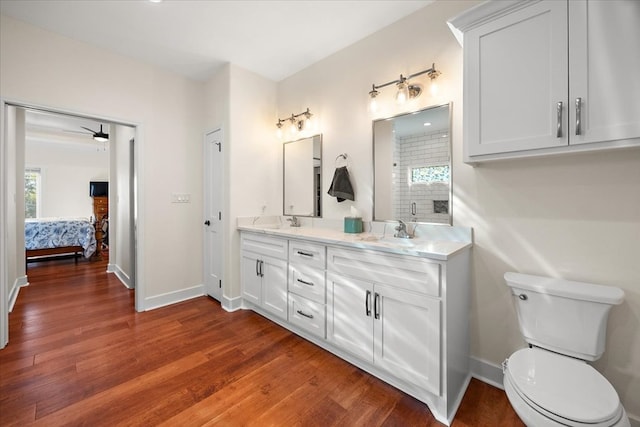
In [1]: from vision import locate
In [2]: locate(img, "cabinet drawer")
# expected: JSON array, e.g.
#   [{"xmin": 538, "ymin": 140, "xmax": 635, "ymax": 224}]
[
  {"xmin": 288, "ymin": 293, "xmax": 326, "ymax": 339},
  {"xmin": 241, "ymin": 233, "xmax": 288, "ymax": 260},
  {"xmin": 327, "ymin": 247, "xmax": 441, "ymax": 297},
  {"xmin": 289, "ymin": 264, "xmax": 326, "ymax": 303},
  {"xmin": 289, "ymin": 240, "xmax": 326, "ymax": 269}
]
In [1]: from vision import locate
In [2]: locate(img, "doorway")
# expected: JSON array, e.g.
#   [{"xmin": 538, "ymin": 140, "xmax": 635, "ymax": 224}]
[{"xmin": 1, "ymin": 101, "xmax": 141, "ymax": 348}]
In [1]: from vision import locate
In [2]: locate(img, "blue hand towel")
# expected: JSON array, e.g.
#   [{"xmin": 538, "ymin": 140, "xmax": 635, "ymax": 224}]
[{"xmin": 328, "ymin": 166, "xmax": 354, "ymax": 202}]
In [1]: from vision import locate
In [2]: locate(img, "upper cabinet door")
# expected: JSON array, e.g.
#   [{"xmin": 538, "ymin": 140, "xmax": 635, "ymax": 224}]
[
  {"xmin": 464, "ymin": 1, "xmax": 569, "ymax": 157},
  {"xmin": 568, "ymin": 0, "xmax": 640, "ymax": 145}
]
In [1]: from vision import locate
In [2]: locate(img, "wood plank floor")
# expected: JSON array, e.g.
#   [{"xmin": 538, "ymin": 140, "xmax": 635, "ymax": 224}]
[{"xmin": 1, "ymin": 255, "xmax": 525, "ymax": 426}]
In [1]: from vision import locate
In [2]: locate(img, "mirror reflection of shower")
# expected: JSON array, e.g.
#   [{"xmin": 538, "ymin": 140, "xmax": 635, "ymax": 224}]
[{"xmin": 373, "ymin": 103, "xmax": 452, "ymax": 224}]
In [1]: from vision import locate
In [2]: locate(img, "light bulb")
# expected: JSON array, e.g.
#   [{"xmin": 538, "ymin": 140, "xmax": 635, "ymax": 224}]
[
  {"xmin": 369, "ymin": 96, "xmax": 378, "ymax": 113},
  {"xmin": 368, "ymin": 86, "xmax": 379, "ymax": 113},
  {"xmin": 289, "ymin": 121, "xmax": 297, "ymax": 135},
  {"xmin": 276, "ymin": 127, "xmax": 283, "ymax": 140},
  {"xmin": 430, "ymin": 80, "xmax": 439, "ymax": 96},
  {"xmin": 304, "ymin": 117, "xmax": 313, "ymax": 131},
  {"xmin": 395, "ymin": 81, "xmax": 409, "ymax": 104}
]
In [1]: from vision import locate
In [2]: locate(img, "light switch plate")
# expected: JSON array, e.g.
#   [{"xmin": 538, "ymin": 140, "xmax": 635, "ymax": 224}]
[{"xmin": 171, "ymin": 193, "xmax": 191, "ymax": 203}]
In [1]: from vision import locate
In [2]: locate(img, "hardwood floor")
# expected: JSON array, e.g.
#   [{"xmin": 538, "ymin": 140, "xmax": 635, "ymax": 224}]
[{"xmin": 0, "ymin": 256, "xmax": 524, "ymax": 426}]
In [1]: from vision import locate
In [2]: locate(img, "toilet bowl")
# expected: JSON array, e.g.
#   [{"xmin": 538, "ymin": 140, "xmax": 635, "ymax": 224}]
[
  {"xmin": 503, "ymin": 272, "xmax": 629, "ymax": 427},
  {"xmin": 503, "ymin": 348, "xmax": 629, "ymax": 426}
]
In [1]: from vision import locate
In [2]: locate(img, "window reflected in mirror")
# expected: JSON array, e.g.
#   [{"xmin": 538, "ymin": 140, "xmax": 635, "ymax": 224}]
[{"xmin": 373, "ymin": 104, "xmax": 451, "ymax": 224}]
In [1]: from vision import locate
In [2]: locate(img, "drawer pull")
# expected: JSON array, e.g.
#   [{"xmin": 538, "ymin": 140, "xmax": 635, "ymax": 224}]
[
  {"xmin": 296, "ymin": 278, "xmax": 314, "ymax": 287},
  {"xmin": 296, "ymin": 251, "xmax": 314, "ymax": 257},
  {"xmin": 296, "ymin": 310, "xmax": 314, "ymax": 319}
]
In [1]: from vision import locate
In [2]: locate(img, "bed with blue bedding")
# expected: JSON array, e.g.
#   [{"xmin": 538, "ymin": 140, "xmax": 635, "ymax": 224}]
[{"xmin": 25, "ymin": 217, "xmax": 97, "ymax": 262}]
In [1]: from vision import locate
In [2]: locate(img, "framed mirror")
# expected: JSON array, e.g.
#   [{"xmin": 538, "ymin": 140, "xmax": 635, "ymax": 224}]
[
  {"xmin": 373, "ymin": 103, "xmax": 451, "ymax": 224},
  {"xmin": 283, "ymin": 134, "xmax": 322, "ymax": 217}
]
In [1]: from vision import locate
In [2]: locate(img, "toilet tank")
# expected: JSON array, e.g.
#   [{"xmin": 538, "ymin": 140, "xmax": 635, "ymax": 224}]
[{"xmin": 504, "ymin": 272, "xmax": 624, "ymax": 361}]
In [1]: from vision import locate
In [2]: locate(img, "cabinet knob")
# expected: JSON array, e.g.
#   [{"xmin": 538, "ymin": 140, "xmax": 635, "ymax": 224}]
[{"xmin": 204, "ymin": 220, "xmax": 211, "ymax": 226}]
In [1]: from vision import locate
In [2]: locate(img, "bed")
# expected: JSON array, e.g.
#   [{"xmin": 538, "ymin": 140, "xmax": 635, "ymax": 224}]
[{"xmin": 25, "ymin": 217, "xmax": 97, "ymax": 263}]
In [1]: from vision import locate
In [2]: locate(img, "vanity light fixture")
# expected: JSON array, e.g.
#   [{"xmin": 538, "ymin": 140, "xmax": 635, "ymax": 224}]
[
  {"xmin": 368, "ymin": 63, "xmax": 441, "ymax": 111},
  {"xmin": 276, "ymin": 108, "xmax": 313, "ymax": 139}
]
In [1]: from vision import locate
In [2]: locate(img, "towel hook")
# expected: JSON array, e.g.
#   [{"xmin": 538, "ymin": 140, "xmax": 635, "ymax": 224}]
[{"xmin": 335, "ymin": 153, "xmax": 348, "ymax": 167}]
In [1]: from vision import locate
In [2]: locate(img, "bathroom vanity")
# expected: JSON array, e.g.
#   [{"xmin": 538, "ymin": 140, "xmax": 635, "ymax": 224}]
[{"xmin": 238, "ymin": 219, "xmax": 472, "ymax": 425}]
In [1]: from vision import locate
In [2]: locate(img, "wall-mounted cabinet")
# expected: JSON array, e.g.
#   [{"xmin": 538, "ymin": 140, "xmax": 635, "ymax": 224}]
[{"xmin": 449, "ymin": 0, "xmax": 640, "ymax": 163}]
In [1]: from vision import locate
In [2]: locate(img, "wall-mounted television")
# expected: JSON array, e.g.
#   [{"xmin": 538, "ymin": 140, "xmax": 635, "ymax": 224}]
[{"xmin": 90, "ymin": 181, "xmax": 108, "ymax": 197}]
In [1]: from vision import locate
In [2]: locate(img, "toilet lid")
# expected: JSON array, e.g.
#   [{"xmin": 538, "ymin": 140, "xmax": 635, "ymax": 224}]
[{"xmin": 507, "ymin": 348, "xmax": 621, "ymax": 424}]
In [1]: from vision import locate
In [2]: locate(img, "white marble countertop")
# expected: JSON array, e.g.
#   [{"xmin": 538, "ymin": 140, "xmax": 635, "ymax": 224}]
[{"xmin": 237, "ymin": 218, "xmax": 472, "ymax": 261}]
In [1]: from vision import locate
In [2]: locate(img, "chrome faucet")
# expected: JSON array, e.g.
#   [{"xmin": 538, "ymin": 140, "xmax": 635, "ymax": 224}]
[
  {"xmin": 287, "ymin": 215, "xmax": 301, "ymax": 227},
  {"xmin": 394, "ymin": 220, "xmax": 413, "ymax": 239}
]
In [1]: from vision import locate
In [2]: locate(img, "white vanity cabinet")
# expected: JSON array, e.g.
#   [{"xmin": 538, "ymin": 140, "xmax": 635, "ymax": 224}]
[
  {"xmin": 326, "ymin": 247, "xmax": 441, "ymax": 395},
  {"xmin": 240, "ymin": 233, "xmax": 288, "ymax": 319},
  {"xmin": 238, "ymin": 227, "xmax": 471, "ymax": 425},
  {"xmin": 450, "ymin": 0, "xmax": 640, "ymax": 162}
]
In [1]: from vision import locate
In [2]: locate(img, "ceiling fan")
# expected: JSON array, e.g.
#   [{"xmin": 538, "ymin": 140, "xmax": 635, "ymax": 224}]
[{"xmin": 81, "ymin": 124, "xmax": 109, "ymax": 142}]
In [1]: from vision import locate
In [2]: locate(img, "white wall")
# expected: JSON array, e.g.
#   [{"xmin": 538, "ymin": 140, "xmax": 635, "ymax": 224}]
[
  {"xmin": 1, "ymin": 14, "xmax": 204, "ymax": 307},
  {"xmin": 25, "ymin": 139, "xmax": 108, "ymax": 218},
  {"xmin": 276, "ymin": 0, "xmax": 640, "ymax": 419}
]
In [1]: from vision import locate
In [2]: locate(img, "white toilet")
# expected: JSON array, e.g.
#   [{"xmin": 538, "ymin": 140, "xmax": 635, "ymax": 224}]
[{"xmin": 503, "ymin": 272, "xmax": 629, "ymax": 427}]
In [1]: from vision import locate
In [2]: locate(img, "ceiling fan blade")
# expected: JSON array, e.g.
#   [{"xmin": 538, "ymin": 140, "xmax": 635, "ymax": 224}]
[{"xmin": 81, "ymin": 126, "xmax": 97, "ymax": 134}]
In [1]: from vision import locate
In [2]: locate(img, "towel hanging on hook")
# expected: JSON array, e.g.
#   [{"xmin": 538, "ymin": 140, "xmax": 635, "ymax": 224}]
[{"xmin": 328, "ymin": 153, "xmax": 354, "ymax": 202}]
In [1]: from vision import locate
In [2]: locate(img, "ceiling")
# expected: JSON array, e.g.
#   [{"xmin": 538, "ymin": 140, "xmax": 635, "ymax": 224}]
[{"xmin": 0, "ymin": 0, "xmax": 433, "ymax": 82}]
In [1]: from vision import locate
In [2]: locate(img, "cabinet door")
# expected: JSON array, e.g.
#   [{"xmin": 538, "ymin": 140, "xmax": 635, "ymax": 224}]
[
  {"xmin": 241, "ymin": 252, "xmax": 262, "ymax": 306},
  {"xmin": 326, "ymin": 273, "xmax": 374, "ymax": 363},
  {"xmin": 262, "ymin": 255, "xmax": 288, "ymax": 320},
  {"xmin": 373, "ymin": 284, "xmax": 441, "ymax": 396},
  {"xmin": 465, "ymin": 0, "xmax": 568, "ymax": 157},
  {"xmin": 568, "ymin": 0, "xmax": 640, "ymax": 145}
]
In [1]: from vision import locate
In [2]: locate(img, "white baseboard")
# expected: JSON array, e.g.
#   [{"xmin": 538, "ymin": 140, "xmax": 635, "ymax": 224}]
[
  {"xmin": 107, "ymin": 263, "xmax": 133, "ymax": 289},
  {"xmin": 143, "ymin": 285, "xmax": 204, "ymax": 311},
  {"xmin": 470, "ymin": 356, "xmax": 504, "ymax": 390},
  {"xmin": 221, "ymin": 295, "xmax": 243, "ymax": 312},
  {"xmin": 9, "ymin": 276, "xmax": 28, "ymax": 312}
]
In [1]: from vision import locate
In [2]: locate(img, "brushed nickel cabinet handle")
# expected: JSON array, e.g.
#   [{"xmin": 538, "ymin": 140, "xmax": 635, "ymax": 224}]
[
  {"xmin": 556, "ymin": 101, "xmax": 563, "ymax": 138},
  {"xmin": 374, "ymin": 292, "xmax": 380, "ymax": 320},
  {"xmin": 365, "ymin": 290, "xmax": 371, "ymax": 317},
  {"xmin": 575, "ymin": 97, "xmax": 582, "ymax": 135},
  {"xmin": 296, "ymin": 310, "xmax": 314, "ymax": 319},
  {"xmin": 296, "ymin": 278, "xmax": 314, "ymax": 287}
]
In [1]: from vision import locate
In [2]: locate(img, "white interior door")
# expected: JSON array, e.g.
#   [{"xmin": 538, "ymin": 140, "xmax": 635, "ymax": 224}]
[{"xmin": 204, "ymin": 128, "xmax": 223, "ymax": 301}]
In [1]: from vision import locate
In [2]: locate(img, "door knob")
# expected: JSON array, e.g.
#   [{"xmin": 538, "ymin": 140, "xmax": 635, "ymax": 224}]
[{"xmin": 204, "ymin": 220, "xmax": 211, "ymax": 226}]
